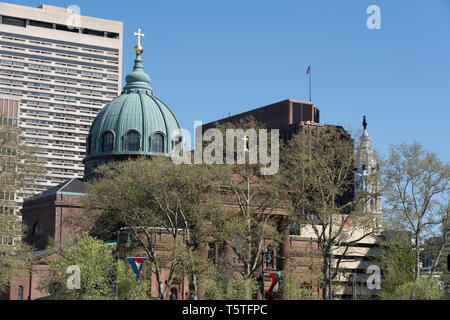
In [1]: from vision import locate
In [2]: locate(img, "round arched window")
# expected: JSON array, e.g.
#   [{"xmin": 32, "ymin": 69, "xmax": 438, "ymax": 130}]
[
  {"xmin": 126, "ymin": 131, "xmax": 141, "ymax": 151},
  {"xmin": 101, "ymin": 132, "xmax": 114, "ymax": 152},
  {"xmin": 151, "ymin": 133, "xmax": 164, "ymax": 153}
]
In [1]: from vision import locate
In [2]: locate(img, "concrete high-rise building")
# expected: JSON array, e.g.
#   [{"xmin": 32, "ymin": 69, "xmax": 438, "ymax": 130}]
[{"xmin": 0, "ymin": 2, "xmax": 123, "ymax": 209}]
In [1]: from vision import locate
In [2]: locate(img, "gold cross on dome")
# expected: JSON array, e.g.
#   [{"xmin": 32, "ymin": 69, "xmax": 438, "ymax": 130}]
[{"xmin": 134, "ymin": 28, "xmax": 145, "ymax": 46}]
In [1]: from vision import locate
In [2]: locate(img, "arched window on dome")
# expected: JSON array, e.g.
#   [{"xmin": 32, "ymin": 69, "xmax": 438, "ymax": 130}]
[
  {"xmin": 87, "ymin": 135, "xmax": 94, "ymax": 155},
  {"xmin": 126, "ymin": 130, "xmax": 141, "ymax": 151},
  {"xmin": 101, "ymin": 132, "xmax": 114, "ymax": 152},
  {"xmin": 151, "ymin": 132, "xmax": 165, "ymax": 153}
]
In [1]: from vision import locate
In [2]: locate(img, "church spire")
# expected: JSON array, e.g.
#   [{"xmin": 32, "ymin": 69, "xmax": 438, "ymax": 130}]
[
  {"xmin": 354, "ymin": 116, "xmax": 382, "ymax": 213},
  {"xmin": 355, "ymin": 116, "xmax": 378, "ymax": 193},
  {"xmin": 123, "ymin": 28, "xmax": 152, "ymax": 93}
]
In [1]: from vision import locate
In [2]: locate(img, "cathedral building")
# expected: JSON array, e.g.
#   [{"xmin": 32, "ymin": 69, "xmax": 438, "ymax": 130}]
[{"xmin": 2, "ymin": 30, "xmax": 381, "ymax": 300}]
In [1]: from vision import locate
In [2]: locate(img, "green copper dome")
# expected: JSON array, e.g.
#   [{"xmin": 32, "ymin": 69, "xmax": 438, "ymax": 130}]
[{"xmin": 83, "ymin": 49, "xmax": 181, "ymax": 177}]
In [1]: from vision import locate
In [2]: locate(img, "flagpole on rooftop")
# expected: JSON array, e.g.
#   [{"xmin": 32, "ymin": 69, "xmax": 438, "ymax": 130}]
[{"xmin": 307, "ymin": 65, "xmax": 312, "ymax": 102}]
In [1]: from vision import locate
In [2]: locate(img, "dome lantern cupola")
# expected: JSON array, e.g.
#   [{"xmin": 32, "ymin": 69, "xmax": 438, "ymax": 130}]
[
  {"xmin": 123, "ymin": 54, "xmax": 152, "ymax": 93},
  {"xmin": 83, "ymin": 29, "xmax": 182, "ymax": 179}
]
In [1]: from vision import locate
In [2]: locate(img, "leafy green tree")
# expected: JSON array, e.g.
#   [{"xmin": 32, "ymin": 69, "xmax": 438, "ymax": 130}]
[
  {"xmin": 225, "ymin": 277, "xmax": 258, "ymax": 300},
  {"xmin": 40, "ymin": 232, "xmax": 148, "ymax": 300},
  {"xmin": 279, "ymin": 266, "xmax": 321, "ymax": 300},
  {"xmin": 425, "ymin": 197, "xmax": 449, "ymax": 280},
  {"xmin": 0, "ymin": 227, "xmax": 31, "ymax": 293},
  {"xmin": 200, "ymin": 265, "xmax": 228, "ymax": 300},
  {"xmin": 83, "ymin": 156, "xmax": 218, "ymax": 300},
  {"xmin": 207, "ymin": 117, "xmax": 284, "ymax": 285},
  {"xmin": 383, "ymin": 142, "xmax": 449, "ymax": 299},
  {"xmin": 116, "ymin": 259, "xmax": 150, "ymax": 300},
  {"xmin": 381, "ymin": 277, "xmax": 445, "ymax": 300},
  {"xmin": 377, "ymin": 236, "xmax": 415, "ymax": 298},
  {"xmin": 279, "ymin": 239, "xmax": 322, "ymax": 300},
  {"xmin": 0, "ymin": 115, "xmax": 43, "ymax": 293},
  {"xmin": 280, "ymin": 126, "xmax": 382, "ymax": 300},
  {"xmin": 201, "ymin": 264, "xmax": 258, "ymax": 300}
]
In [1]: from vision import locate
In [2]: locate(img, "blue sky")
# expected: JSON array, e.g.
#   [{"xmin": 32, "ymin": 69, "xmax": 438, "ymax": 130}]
[{"xmin": 7, "ymin": 0, "xmax": 450, "ymax": 162}]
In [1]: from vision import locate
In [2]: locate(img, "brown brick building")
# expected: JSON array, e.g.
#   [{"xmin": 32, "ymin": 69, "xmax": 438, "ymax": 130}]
[{"xmin": 202, "ymin": 99, "xmax": 321, "ymax": 142}]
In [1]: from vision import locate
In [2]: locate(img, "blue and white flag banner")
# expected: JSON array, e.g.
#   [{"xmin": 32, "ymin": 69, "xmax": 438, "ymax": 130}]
[{"xmin": 127, "ymin": 257, "xmax": 146, "ymax": 282}]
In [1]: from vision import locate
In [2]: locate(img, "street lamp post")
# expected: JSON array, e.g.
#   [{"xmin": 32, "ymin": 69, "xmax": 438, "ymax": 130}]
[{"xmin": 325, "ymin": 252, "xmax": 334, "ymax": 300}]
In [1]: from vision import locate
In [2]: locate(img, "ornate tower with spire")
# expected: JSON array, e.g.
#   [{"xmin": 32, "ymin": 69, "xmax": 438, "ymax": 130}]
[
  {"xmin": 83, "ymin": 29, "xmax": 182, "ymax": 179},
  {"xmin": 354, "ymin": 116, "xmax": 381, "ymax": 213}
]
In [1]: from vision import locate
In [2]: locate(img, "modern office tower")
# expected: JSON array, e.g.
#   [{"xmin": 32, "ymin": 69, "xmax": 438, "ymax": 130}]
[{"xmin": 0, "ymin": 2, "xmax": 123, "ymax": 208}]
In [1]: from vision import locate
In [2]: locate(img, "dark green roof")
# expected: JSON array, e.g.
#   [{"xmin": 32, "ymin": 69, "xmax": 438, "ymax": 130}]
[{"xmin": 84, "ymin": 51, "xmax": 181, "ymax": 161}]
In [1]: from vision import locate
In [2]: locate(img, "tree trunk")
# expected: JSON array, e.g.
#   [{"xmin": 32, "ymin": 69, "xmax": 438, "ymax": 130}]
[
  {"xmin": 322, "ymin": 262, "xmax": 329, "ymax": 300},
  {"xmin": 411, "ymin": 234, "xmax": 421, "ymax": 299},
  {"xmin": 428, "ymin": 238, "xmax": 447, "ymax": 279}
]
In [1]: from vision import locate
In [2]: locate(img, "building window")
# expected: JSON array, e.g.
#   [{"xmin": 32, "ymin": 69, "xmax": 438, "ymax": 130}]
[
  {"xmin": 101, "ymin": 132, "xmax": 114, "ymax": 152},
  {"xmin": 82, "ymin": 28, "xmax": 105, "ymax": 37},
  {"xmin": 56, "ymin": 24, "xmax": 79, "ymax": 33},
  {"xmin": 18, "ymin": 286, "xmax": 23, "ymax": 300},
  {"xmin": 2, "ymin": 16, "xmax": 26, "ymax": 27},
  {"xmin": 208, "ymin": 242, "xmax": 216, "ymax": 260},
  {"xmin": 151, "ymin": 133, "xmax": 164, "ymax": 153},
  {"xmin": 29, "ymin": 20, "xmax": 53, "ymax": 29},
  {"xmin": 87, "ymin": 135, "xmax": 94, "ymax": 155},
  {"xmin": 125, "ymin": 131, "xmax": 140, "ymax": 151},
  {"xmin": 169, "ymin": 288, "xmax": 178, "ymax": 300}
]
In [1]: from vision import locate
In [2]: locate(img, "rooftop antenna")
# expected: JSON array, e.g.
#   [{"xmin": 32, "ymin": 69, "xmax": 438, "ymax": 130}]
[{"xmin": 363, "ymin": 116, "xmax": 367, "ymax": 130}]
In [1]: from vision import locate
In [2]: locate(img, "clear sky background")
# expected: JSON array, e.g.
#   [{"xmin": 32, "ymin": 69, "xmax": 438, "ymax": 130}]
[{"xmin": 6, "ymin": 0, "xmax": 450, "ymax": 162}]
